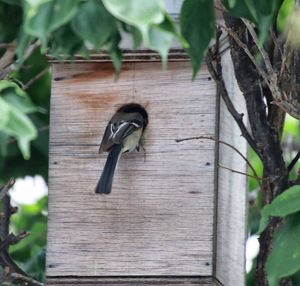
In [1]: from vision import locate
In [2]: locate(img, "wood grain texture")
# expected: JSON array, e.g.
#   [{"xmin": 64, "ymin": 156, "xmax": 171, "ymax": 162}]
[
  {"xmin": 47, "ymin": 62, "xmax": 217, "ymax": 277},
  {"xmin": 47, "ymin": 49, "xmax": 188, "ymax": 63},
  {"xmin": 47, "ymin": 276, "xmax": 222, "ymax": 285},
  {"xmin": 215, "ymin": 50, "xmax": 247, "ymax": 285}
]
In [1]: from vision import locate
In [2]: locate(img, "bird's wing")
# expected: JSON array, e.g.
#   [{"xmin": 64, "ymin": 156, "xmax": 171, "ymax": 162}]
[
  {"xmin": 98, "ymin": 124, "xmax": 114, "ymax": 153},
  {"xmin": 111, "ymin": 119, "xmax": 142, "ymax": 144}
]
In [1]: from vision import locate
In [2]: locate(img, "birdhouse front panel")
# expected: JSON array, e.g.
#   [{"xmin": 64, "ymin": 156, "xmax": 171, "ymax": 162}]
[{"xmin": 47, "ymin": 61, "xmax": 217, "ymax": 277}]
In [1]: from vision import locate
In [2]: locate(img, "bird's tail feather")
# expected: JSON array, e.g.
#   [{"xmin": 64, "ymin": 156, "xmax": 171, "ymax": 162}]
[{"xmin": 95, "ymin": 144, "xmax": 123, "ymax": 194}]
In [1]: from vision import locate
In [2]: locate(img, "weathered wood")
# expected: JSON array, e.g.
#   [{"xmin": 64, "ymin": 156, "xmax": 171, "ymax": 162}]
[
  {"xmin": 47, "ymin": 276, "xmax": 222, "ymax": 285},
  {"xmin": 47, "ymin": 49, "xmax": 188, "ymax": 63},
  {"xmin": 47, "ymin": 62, "xmax": 217, "ymax": 277},
  {"xmin": 215, "ymin": 49, "xmax": 247, "ymax": 285}
]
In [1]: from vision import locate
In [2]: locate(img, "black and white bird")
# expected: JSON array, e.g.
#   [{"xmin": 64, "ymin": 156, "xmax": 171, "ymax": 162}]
[{"xmin": 95, "ymin": 103, "xmax": 148, "ymax": 194}]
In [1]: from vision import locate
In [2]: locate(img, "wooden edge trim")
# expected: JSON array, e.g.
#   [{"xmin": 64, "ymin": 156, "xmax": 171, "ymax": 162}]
[
  {"xmin": 46, "ymin": 276, "xmax": 222, "ymax": 285},
  {"xmin": 46, "ymin": 49, "xmax": 188, "ymax": 63}
]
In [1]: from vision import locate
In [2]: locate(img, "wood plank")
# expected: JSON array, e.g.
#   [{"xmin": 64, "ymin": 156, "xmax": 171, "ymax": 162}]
[
  {"xmin": 47, "ymin": 276, "xmax": 222, "ymax": 285},
  {"xmin": 47, "ymin": 49, "xmax": 188, "ymax": 63},
  {"xmin": 47, "ymin": 62, "xmax": 217, "ymax": 277},
  {"xmin": 215, "ymin": 48, "xmax": 247, "ymax": 285}
]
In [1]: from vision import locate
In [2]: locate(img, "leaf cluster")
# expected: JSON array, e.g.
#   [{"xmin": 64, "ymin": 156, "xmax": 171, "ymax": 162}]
[{"xmin": 0, "ymin": 0, "xmax": 294, "ymax": 159}]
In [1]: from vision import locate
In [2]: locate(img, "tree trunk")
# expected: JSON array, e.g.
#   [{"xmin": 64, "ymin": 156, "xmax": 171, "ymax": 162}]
[{"xmin": 223, "ymin": 14, "xmax": 289, "ymax": 285}]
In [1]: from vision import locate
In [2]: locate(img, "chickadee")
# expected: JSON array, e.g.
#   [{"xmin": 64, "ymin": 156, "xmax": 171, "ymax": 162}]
[{"xmin": 95, "ymin": 103, "xmax": 148, "ymax": 194}]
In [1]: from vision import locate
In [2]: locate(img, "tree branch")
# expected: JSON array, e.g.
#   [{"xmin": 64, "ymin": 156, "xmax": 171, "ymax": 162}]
[
  {"xmin": 0, "ymin": 232, "xmax": 30, "ymax": 253},
  {"xmin": 206, "ymin": 47, "xmax": 262, "ymax": 159},
  {"xmin": 0, "ymin": 178, "xmax": 44, "ymax": 284},
  {"xmin": 23, "ymin": 67, "xmax": 49, "ymax": 90},
  {"xmin": 224, "ymin": 14, "xmax": 288, "ymax": 199},
  {"xmin": 0, "ymin": 42, "xmax": 16, "ymax": 70},
  {"xmin": 223, "ymin": 14, "xmax": 289, "ymax": 286},
  {"xmin": 218, "ymin": 163, "xmax": 263, "ymax": 180},
  {"xmin": 10, "ymin": 272, "xmax": 44, "ymax": 286},
  {"xmin": 176, "ymin": 135, "xmax": 262, "ymax": 186},
  {"xmin": 8, "ymin": 125, "xmax": 49, "ymax": 145},
  {"xmin": 0, "ymin": 41, "xmax": 40, "ymax": 80},
  {"xmin": 241, "ymin": 19, "xmax": 274, "ymax": 77},
  {"xmin": 0, "ymin": 178, "xmax": 15, "ymax": 200},
  {"xmin": 288, "ymin": 151, "xmax": 300, "ymax": 173},
  {"xmin": 218, "ymin": 24, "xmax": 270, "ymax": 82}
]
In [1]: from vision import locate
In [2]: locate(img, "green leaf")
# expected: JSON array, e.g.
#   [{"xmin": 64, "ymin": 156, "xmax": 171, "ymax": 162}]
[
  {"xmin": 71, "ymin": 0, "xmax": 117, "ymax": 51},
  {"xmin": 110, "ymin": 47, "xmax": 122, "ymax": 77},
  {"xmin": 0, "ymin": 81, "xmax": 38, "ymax": 159},
  {"xmin": 107, "ymin": 30, "xmax": 123, "ymax": 78},
  {"xmin": 253, "ymin": 0, "xmax": 280, "ymax": 43},
  {"xmin": 257, "ymin": 204, "xmax": 272, "ymax": 234},
  {"xmin": 0, "ymin": 80, "xmax": 39, "ymax": 113},
  {"xmin": 148, "ymin": 24, "xmax": 174, "ymax": 64},
  {"xmin": 222, "ymin": 0, "xmax": 256, "ymax": 22},
  {"xmin": 127, "ymin": 25, "xmax": 142, "ymax": 49},
  {"xmin": 0, "ymin": 2, "xmax": 22, "ymax": 43},
  {"xmin": 228, "ymin": 0, "xmax": 237, "ymax": 8},
  {"xmin": 0, "ymin": 98, "xmax": 37, "ymax": 159},
  {"xmin": 267, "ymin": 213, "xmax": 300, "ymax": 286},
  {"xmin": 223, "ymin": 0, "xmax": 280, "ymax": 43},
  {"xmin": 50, "ymin": 24, "xmax": 84, "ymax": 58},
  {"xmin": 16, "ymin": 25, "xmax": 33, "ymax": 65},
  {"xmin": 0, "ymin": 80, "xmax": 25, "ymax": 93},
  {"xmin": 24, "ymin": 0, "xmax": 79, "ymax": 48},
  {"xmin": 102, "ymin": 0, "xmax": 165, "ymax": 44},
  {"xmin": 257, "ymin": 185, "xmax": 300, "ymax": 234},
  {"xmin": 180, "ymin": 0, "xmax": 215, "ymax": 79},
  {"xmin": 0, "ymin": 132, "xmax": 9, "ymax": 156},
  {"xmin": 277, "ymin": 0, "xmax": 295, "ymax": 32},
  {"xmin": 1, "ymin": 88, "xmax": 39, "ymax": 114},
  {"xmin": 292, "ymin": 270, "xmax": 300, "ymax": 285},
  {"xmin": 160, "ymin": 12, "xmax": 189, "ymax": 48},
  {"xmin": 0, "ymin": 97, "xmax": 10, "ymax": 129}
]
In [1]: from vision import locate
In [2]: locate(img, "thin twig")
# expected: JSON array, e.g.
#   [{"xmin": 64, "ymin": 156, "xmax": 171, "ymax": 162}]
[
  {"xmin": 241, "ymin": 19, "xmax": 284, "ymax": 104},
  {"xmin": 0, "ymin": 179, "xmax": 37, "ymax": 279},
  {"xmin": 0, "ymin": 44, "xmax": 16, "ymax": 70},
  {"xmin": 23, "ymin": 67, "xmax": 49, "ymax": 90},
  {"xmin": 206, "ymin": 49, "xmax": 262, "ymax": 159},
  {"xmin": 23, "ymin": 40, "xmax": 41, "ymax": 61},
  {"xmin": 218, "ymin": 164, "xmax": 263, "ymax": 180},
  {"xmin": 0, "ymin": 179, "xmax": 15, "ymax": 240},
  {"xmin": 10, "ymin": 272, "xmax": 44, "ymax": 286},
  {"xmin": 8, "ymin": 76, "xmax": 26, "ymax": 89},
  {"xmin": 280, "ymin": 40, "xmax": 290, "ymax": 78},
  {"xmin": 8, "ymin": 125, "xmax": 49, "ymax": 144},
  {"xmin": 218, "ymin": 23, "xmax": 282, "ymax": 102},
  {"xmin": 0, "ymin": 43, "xmax": 15, "ymax": 49},
  {"xmin": 0, "ymin": 40, "xmax": 40, "ymax": 80},
  {"xmin": 271, "ymin": 30, "xmax": 290, "ymax": 77},
  {"xmin": 271, "ymin": 31, "xmax": 283, "ymax": 58},
  {"xmin": 218, "ymin": 23, "xmax": 269, "ymax": 81},
  {"xmin": 0, "ymin": 63, "xmax": 16, "ymax": 80},
  {"xmin": 242, "ymin": 19, "xmax": 274, "ymax": 76},
  {"xmin": 1, "ymin": 249, "xmax": 28, "ymax": 275},
  {"xmin": 0, "ymin": 232, "xmax": 30, "ymax": 252},
  {"xmin": 288, "ymin": 151, "xmax": 300, "ymax": 172},
  {"xmin": 0, "ymin": 178, "xmax": 15, "ymax": 200},
  {"xmin": 175, "ymin": 135, "xmax": 262, "ymax": 186}
]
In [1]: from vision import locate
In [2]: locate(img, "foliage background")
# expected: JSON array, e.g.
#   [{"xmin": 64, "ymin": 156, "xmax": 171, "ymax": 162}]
[{"xmin": 0, "ymin": 49, "xmax": 50, "ymax": 282}]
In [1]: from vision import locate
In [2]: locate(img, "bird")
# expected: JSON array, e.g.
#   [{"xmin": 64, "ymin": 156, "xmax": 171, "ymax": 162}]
[{"xmin": 95, "ymin": 103, "xmax": 148, "ymax": 194}]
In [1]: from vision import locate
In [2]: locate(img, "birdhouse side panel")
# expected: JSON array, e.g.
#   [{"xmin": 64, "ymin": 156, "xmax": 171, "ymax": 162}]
[{"xmin": 47, "ymin": 62, "xmax": 217, "ymax": 277}]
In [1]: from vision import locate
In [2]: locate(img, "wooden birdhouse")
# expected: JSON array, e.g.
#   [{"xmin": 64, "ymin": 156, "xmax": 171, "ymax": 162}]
[{"xmin": 46, "ymin": 4, "xmax": 247, "ymax": 286}]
